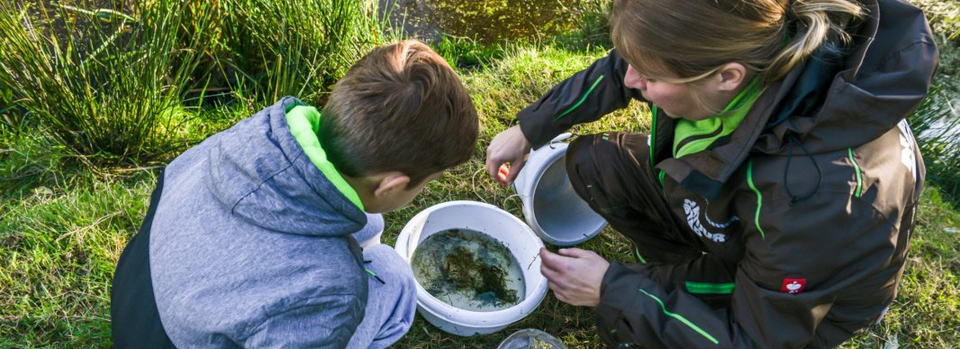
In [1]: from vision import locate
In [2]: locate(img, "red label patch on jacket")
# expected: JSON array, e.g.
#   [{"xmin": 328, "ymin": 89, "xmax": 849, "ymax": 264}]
[{"xmin": 781, "ymin": 278, "xmax": 806, "ymax": 294}]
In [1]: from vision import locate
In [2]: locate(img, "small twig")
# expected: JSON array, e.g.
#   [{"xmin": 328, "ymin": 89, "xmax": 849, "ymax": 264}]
[
  {"xmin": 56, "ymin": 212, "xmax": 121, "ymax": 243},
  {"xmin": 108, "ymin": 165, "xmax": 164, "ymax": 174},
  {"xmin": 471, "ymin": 167, "xmax": 489, "ymax": 203},
  {"xmin": 527, "ymin": 252, "xmax": 540, "ymax": 271},
  {"xmin": 501, "ymin": 193, "xmax": 521, "ymax": 214}
]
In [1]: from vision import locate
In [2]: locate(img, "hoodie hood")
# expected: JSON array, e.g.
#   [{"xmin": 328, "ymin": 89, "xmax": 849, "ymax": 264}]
[
  {"xmin": 203, "ymin": 96, "xmax": 367, "ymax": 236},
  {"xmin": 755, "ymin": 0, "xmax": 940, "ymax": 154}
]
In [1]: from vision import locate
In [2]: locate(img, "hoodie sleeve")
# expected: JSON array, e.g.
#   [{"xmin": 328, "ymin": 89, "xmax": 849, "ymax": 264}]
[
  {"xmin": 596, "ymin": 188, "xmax": 908, "ymax": 349},
  {"xmin": 517, "ymin": 49, "xmax": 643, "ymax": 148},
  {"xmin": 243, "ymin": 294, "xmax": 364, "ymax": 349}
]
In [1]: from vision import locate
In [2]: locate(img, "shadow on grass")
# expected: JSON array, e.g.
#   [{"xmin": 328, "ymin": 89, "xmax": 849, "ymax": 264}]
[{"xmin": 0, "ymin": 129, "xmax": 165, "ymax": 203}]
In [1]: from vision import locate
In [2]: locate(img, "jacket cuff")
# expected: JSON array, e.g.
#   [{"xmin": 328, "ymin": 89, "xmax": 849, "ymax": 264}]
[
  {"xmin": 596, "ymin": 262, "xmax": 654, "ymax": 345},
  {"xmin": 517, "ymin": 112, "xmax": 564, "ymax": 149}
]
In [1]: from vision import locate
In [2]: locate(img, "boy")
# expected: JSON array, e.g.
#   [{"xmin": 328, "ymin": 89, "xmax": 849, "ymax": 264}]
[{"xmin": 112, "ymin": 40, "xmax": 479, "ymax": 348}]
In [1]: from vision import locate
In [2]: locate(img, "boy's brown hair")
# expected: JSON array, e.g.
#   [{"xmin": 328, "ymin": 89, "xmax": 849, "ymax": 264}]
[{"xmin": 319, "ymin": 40, "xmax": 479, "ymax": 186}]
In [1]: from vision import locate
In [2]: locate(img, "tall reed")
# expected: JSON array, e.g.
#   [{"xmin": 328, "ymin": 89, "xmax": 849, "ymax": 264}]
[
  {"xmin": 0, "ymin": 85, "xmax": 20, "ymax": 132},
  {"xmin": 911, "ymin": 87, "xmax": 960, "ymax": 202},
  {"xmin": 0, "ymin": 0, "xmax": 213, "ymax": 163},
  {"xmin": 216, "ymin": 0, "xmax": 385, "ymax": 105}
]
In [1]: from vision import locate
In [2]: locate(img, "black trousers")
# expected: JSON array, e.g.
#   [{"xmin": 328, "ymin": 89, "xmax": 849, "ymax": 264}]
[
  {"xmin": 565, "ymin": 132, "xmax": 739, "ymax": 308},
  {"xmin": 565, "ymin": 132, "xmax": 705, "ymax": 264},
  {"xmin": 111, "ymin": 173, "xmax": 176, "ymax": 348}
]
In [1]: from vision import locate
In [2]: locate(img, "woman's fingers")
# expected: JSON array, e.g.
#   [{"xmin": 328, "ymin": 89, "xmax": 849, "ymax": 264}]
[
  {"xmin": 540, "ymin": 247, "xmax": 608, "ymax": 307},
  {"xmin": 557, "ymin": 247, "xmax": 593, "ymax": 259},
  {"xmin": 485, "ymin": 155, "xmax": 503, "ymax": 181},
  {"xmin": 547, "ymin": 280, "xmax": 569, "ymax": 303},
  {"xmin": 504, "ymin": 159, "xmax": 525, "ymax": 184},
  {"xmin": 539, "ymin": 248, "xmax": 567, "ymax": 273},
  {"xmin": 492, "ymin": 161, "xmax": 526, "ymax": 186},
  {"xmin": 484, "ymin": 125, "xmax": 532, "ymax": 185}
]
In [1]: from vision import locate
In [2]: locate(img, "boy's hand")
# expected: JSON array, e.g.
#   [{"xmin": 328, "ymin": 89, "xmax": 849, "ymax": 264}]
[
  {"xmin": 485, "ymin": 125, "xmax": 531, "ymax": 186},
  {"xmin": 539, "ymin": 247, "xmax": 609, "ymax": 307}
]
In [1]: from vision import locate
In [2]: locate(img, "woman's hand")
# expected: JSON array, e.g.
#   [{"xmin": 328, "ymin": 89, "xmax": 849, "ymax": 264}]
[
  {"xmin": 485, "ymin": 125, "xmax": 532, "ymax": 186},
  {"xmin": 539, "ymin": 247, "xmax": 610, "ymax": 307}
]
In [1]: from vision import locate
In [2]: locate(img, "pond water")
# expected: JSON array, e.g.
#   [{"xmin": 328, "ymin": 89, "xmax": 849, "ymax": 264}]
[
  {"xmin": 379, "ymin": 0, "xmax": 583, "ymax": 42},
  {"xmin": 411, "ymin": 228, "xmax": 525, "ymax": 312}
]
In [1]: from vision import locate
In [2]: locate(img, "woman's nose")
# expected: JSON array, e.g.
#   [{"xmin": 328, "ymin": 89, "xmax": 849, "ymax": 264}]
[{"xmin": 624, "ymin": 65, "xmax": 646, "ymax": 90}]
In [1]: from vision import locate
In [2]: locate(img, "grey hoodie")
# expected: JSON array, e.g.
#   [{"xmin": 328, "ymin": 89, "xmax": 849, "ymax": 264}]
[{"xmin": 149, "ymin": 97, "xmax": 371, "ymax": 348}]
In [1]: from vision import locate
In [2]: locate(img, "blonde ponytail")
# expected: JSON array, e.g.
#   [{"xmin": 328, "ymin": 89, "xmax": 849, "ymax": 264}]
[{"xmin": 764, "ymin": 0, "xmax": 863, "ymax": 82}]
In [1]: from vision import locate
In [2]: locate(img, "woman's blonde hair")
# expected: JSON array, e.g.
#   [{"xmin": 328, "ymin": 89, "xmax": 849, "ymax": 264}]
[{"xmin": 610, "ymin": 0, "xmax": 863, "ymax": 85}]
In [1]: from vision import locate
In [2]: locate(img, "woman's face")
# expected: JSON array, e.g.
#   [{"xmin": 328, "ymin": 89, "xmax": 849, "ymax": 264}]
[{"xmin": 624, "ymin": 64, "xmax": 723, "ymax": 121}]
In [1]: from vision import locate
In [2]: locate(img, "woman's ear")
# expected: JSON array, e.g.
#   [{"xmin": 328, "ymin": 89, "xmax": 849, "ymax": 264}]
[{"xmin": 716, "ymin": 62, "xmax": 748, "ymax": 92}]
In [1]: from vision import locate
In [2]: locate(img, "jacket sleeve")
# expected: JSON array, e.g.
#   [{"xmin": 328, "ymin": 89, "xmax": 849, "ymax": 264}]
[
  {"xmin": 243, "ymin": 295, "xmax": 364, "ymax": 348},
  {"xmin": 517, "ymin": 49, "xmax": 643, "ymax": 148},
  {"xmin": 597, "ymin": 191, "xmax": 905, "ymax": 348}
]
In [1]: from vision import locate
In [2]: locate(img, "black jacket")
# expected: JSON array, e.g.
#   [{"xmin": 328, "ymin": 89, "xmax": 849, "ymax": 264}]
[{"xmin": 516, "ymin": 0, "xmax": 939, "ymax": 347}]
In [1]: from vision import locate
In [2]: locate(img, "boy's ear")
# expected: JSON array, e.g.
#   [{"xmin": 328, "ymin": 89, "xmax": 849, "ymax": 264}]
[
  {"xmin": 716, "ymin": 62, "xmax": 748, "ymax": 92},
  {"xmin": 373, "ymin": 172, "xmax": 411, "ymax": 198}
]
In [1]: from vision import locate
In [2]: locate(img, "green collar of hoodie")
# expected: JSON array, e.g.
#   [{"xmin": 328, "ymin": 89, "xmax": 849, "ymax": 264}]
[
  {"xmin": 285, "ymin": 104, "xmax": 364, "ymax": 210},
  {"xmin": 672, "ymin": 77, "xmax": 763, "ymax": 158}
]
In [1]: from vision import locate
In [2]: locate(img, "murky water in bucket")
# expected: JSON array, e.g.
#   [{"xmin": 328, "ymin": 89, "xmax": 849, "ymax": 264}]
[{"xmin": 411, "ymin": 229, "xmax": 525, "ymax": 312}]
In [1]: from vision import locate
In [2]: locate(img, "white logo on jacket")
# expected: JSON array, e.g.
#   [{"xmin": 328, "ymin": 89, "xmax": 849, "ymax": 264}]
[
  {"xmin": 897, "ymin": 119, "xmax": 918, "ymax": 181},
  {"xmin": 683, "ymin": 199, "xmax": 728, "ymax": 243}
]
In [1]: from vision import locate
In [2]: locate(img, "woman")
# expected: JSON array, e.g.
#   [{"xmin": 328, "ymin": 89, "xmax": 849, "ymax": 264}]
[{"xmin": 485, "ymin": 0, "xmax": 939, "ymax": 347}]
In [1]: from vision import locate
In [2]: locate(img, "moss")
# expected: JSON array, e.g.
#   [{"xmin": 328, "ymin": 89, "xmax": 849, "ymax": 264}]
[
  {"xmin": 412, "ymin": 228, "xmax": 522, "ymax": 309},
  {"xmin": 441, "ymin": 245, "xmax": 518, "ymax": 305}
]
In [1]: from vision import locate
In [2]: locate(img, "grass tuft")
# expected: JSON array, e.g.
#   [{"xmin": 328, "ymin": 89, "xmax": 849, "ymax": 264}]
[
  {"xmin": 215, "ymin": 0, "xmax": 386, "ymax": 106},
  {"xmin": 0, "ymin": 0, "xmax": 214, "ymax": 164}
]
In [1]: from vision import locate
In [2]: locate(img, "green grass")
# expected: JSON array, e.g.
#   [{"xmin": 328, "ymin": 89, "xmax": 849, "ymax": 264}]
[
  {"xmin": 0, "ymin": 166, "xmax": 155, "ymax": 347},
  {"xmin": 1, "ymin": 0, "xmax": 959, "ymax": 347}
]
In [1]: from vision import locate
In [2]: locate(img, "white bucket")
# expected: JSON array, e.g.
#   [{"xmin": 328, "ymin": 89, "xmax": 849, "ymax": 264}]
[
  {"xmin": 513, "ymin": 133, "xmax": 607, "ymax": 246},
  {"xmin": 394, "ymin": 201, "xmax": 549, "ymax": 336}
]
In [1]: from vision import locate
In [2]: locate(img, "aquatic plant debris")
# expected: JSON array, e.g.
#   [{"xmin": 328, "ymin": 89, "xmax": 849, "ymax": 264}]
[{"xmin": 412, "ymin": 228, "xmax": 525, "ymax": 312}]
